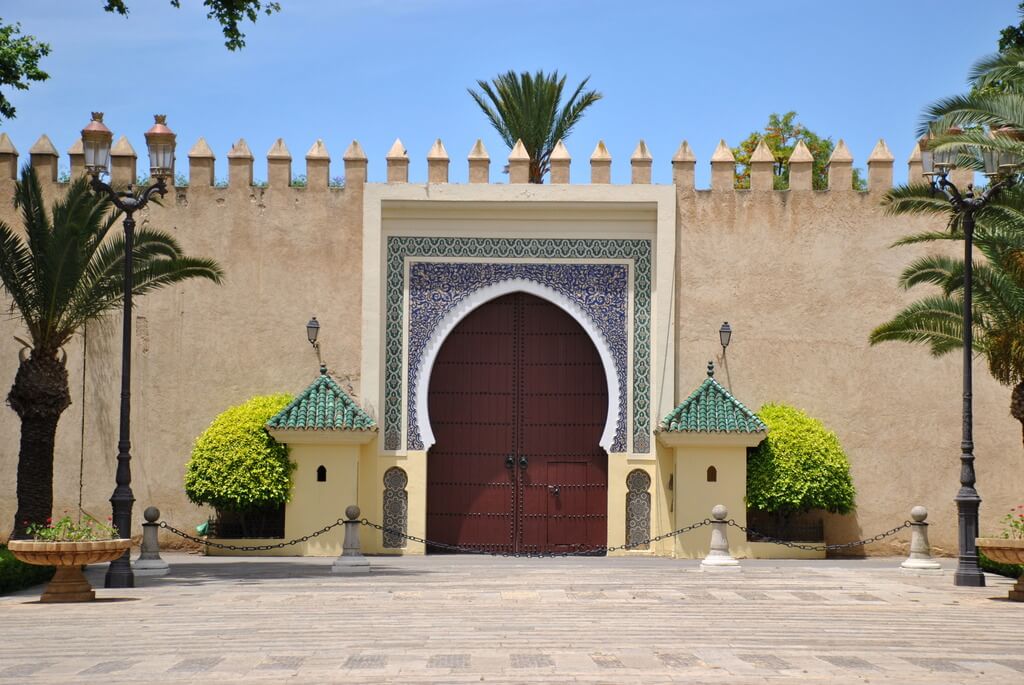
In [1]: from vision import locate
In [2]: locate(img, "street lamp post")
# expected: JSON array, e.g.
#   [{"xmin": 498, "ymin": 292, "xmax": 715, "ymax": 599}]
[
  {"xmin": 921, "ymin": 130, "xmax": 1020, "ymax": 587},
  {"xmin": 82, "ymin": 113, "xmax": 176, "ymax": 589}
]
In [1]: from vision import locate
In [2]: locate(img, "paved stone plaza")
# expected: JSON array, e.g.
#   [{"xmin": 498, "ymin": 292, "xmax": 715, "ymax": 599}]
[{"xmin": 0, "ymin": 554, "xmax": 1021, "ymax": 684}]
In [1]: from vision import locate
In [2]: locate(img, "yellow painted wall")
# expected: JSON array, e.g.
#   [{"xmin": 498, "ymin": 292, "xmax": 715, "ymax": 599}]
[
  {"xmin": 668, "ymin": 443, "xmax": 824, "ymax": 559},
  {"xmin": 208, "ymin": 442, "xmax": 360, "ymax": 557},
  {"xmin": 672, "ymin": 445, "xmax": 747, "ymax": 559}
]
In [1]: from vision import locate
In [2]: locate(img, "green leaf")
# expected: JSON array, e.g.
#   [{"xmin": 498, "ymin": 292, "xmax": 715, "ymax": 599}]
[
  {"xmin": 184, "ymin": 394, "xmax": 296, "ymax": 512},
  {"xmin": 746, "ymin": 404, "xmax": 856, "ymax": 516}
]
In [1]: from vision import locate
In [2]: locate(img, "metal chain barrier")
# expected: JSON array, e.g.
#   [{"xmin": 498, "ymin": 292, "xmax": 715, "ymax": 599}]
[
  {"xmin": 158, "ymin": 515, "xmax": 912, "ymax": 556},
  {"xmin": 358, "ymin": 518, "xmax": 713, "ymax": 558},
  {"xmin": 159, "ymin": 518, "xmax": 346, "ymax": 552},
  {"xmin": 725, "ymin": 519, "xmax": 913, "ymax": 552}
]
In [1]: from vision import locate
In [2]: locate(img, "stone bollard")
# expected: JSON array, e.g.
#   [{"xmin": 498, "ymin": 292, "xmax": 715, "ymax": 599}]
[
  {"xmin": 132, "ymin": 506, "xmax": 170, "ymax": 576},
  {"xmin": 900, "ymin": 506, "xmax": 942, "ymax": 574},
  {"xmin": 332, "ymin": 505, "xmax": 370, "ymax": 574},
  {"xmin": 701, "ymin": 505, "xmax": 740, "ymax": 571}
]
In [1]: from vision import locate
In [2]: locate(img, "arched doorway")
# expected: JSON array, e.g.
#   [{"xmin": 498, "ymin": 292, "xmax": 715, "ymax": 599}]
[{"xmin": 426, "ymin": 292, "xmax": 609, "ymax": 554}]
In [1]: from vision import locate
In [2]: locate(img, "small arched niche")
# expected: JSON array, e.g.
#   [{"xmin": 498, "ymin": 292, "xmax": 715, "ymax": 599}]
[
  {"xmin": 706, "ymin": 466, "xmax": 717, "ymax": 483},
  {"xmin": 626, "ymin": 469, "xmax": 652, "ymax": 550},
  {"xmin": 383, "ymin": 467, "xmax": 409, "ymax": 549},
  {"xmin": 316, "ymin": 465, "xmax": 327, "ymax": 482}
]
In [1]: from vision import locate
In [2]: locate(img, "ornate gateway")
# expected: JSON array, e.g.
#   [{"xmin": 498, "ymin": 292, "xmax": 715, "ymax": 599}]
[{"xmin": 426, "ymin": 292, "xmax": 608, "ymax": 553}]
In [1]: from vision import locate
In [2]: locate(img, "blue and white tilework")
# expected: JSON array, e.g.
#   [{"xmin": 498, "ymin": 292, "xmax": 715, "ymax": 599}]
[
  {"xmin": 406, "ymin": 261, "xmax": 629, "ymax": 451},
  {"xmin": 384, "ymin": 237, "xmax": 652, "ymax": 453}
]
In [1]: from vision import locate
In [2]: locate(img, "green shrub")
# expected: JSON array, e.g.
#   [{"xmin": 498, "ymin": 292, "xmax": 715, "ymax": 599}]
[
  {"xmin": 747, "ymin": 404, "xmax": 856, "ymax": 520},
  {"xmin": 0, "ymin": 546, "xmax": 54, "ymax": 595},
  {"xmin": 979, "ymin": 550, "xmax": 1024, "ymax": 579},
  {"xmin": 184, "ymin": 394, "xmax": 295, "ymax": 513}
]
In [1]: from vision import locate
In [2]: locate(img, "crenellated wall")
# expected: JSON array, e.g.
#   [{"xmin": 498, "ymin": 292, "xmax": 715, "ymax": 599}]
[{"xmin": 0, "ymin": 130, "xmax": 1018, "ymax": 556}]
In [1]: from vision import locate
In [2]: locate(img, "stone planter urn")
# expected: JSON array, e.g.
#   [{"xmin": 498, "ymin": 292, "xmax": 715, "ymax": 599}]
[
  {"xmin": 6, "ymin": 539, "xmax": 132, "ymax": 603},
  {"xmin": 975, "ymin": 538, "xmax": 1024, "ymax": 602}
]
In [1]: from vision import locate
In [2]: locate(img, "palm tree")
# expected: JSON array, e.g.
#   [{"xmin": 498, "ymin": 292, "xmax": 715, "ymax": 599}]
[
  {"xmin": 469, "ymin": 70, "xmax": 602, "ymax": 183},
  {"xmin": 870, "ymin": 183, "xmax": 1024, "ymax": 443},
  {"xmin": 1, "ymin": 167, "xmax": 223, "ymax": 537},
  {"xmin": 920, "ymin": 49, "xmax": 1024, "ymax": 165}
]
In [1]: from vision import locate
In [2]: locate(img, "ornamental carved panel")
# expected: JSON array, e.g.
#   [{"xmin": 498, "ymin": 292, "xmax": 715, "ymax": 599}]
[{"xmin": 382, "ymin": 467, "xmax": 408, "ymax": 549}]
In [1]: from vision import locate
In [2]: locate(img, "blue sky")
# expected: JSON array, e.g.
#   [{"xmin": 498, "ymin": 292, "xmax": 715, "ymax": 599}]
[{"xmin": 0, "ymin": 0, "xmax": 1018, "ymax": 186}]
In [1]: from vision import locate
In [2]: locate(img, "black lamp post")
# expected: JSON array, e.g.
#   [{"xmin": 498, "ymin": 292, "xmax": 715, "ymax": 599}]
[
  {"xmin": 921, "ymin": 128, "xmax": 1021, "ymax": 587},
  {"xmin": 83, "ymin": 112, "xmax": 176, "ymax": 589}
]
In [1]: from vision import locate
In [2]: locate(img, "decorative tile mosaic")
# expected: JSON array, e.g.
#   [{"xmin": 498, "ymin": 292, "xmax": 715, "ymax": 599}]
[
  {"xmin": 384, "ymin": 237, "xmax": 652, "ymax": 452},
  {"xmin": 406, "ymin": 261, "xmax": 628, "ymax": 451},
  {"xmin": 382, "ymin": 466, "xmax": 408, "ymax": 548},
  {"xmin": 626, "ymin": 469, "xmax": 651, "ymax": 549}
]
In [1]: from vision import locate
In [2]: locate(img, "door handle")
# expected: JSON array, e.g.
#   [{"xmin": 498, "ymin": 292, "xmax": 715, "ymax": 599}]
[
  {"xmin": 548, "ymin": 485, "xmax": 560, "ymax": 496},
  {"xmin": 505, "ymin": 455, "xmax": 514, "ymax": 469},
  {"xmin": 519, "ymin": 456, "xmax": 528, "ymax": 469}
]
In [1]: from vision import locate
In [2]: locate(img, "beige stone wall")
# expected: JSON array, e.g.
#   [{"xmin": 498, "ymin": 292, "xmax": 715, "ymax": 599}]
[
  {"xmin": 674, "ymin": 187, "xmax": 1019, "ymax": 555},
  {"xmin": 0, "ymin": 148, "xmax": 365, "ymax": 544},
  {"xmin": 0, "ymin": 137, "xmax": 1019, "ymax": 557}
]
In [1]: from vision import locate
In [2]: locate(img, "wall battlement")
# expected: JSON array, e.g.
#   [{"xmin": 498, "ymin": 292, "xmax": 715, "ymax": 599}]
[{"xmin": 0, "ymin": 132, "xmax": 974, "ymax": 194}]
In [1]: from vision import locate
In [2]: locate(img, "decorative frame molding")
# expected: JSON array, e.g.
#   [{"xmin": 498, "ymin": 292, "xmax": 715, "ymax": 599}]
[{"xmin": 410, "ymin": 271, "xmax": 626, "ymax": 452}]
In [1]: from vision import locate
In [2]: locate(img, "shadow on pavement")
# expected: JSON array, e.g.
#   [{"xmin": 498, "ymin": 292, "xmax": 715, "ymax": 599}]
[{"xmin": 82, "ymin": 560, "xmax": 434, "ymax": 587}]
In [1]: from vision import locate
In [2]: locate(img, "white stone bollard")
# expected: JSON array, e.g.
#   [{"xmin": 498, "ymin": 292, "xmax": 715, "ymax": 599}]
[
  {"xmin": 132, "ymin": 506, "xmax": 170, "ymax": 576},
  {"xmin": 900, "ymin": 505, "xmax": 942, "ymax": 574},
  {"xmin": 332, "ymin": 505, "xmax": 370, "ymax": 574},
  {"xmin": 701, "ymin": 504, "xmax": 740, "ymax": 572}
]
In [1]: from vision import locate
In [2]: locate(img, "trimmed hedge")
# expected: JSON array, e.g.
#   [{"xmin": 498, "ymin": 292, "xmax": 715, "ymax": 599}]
[
  {"xmin": 0, "ymin": 545, "xmax": 54, "ymax": 595},
  {"xmin": 747, "ymin": 404, "xmax": 856, "ymax": 516},
  {"xmin": 184, "ymin": 394, "xmax": 295, "ymax": 512},
  {"xmin": 979, "ymin": 550, "xmax": 1024, "ymax": 579}
]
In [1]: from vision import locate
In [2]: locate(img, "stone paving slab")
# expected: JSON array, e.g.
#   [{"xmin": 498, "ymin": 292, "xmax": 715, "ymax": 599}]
[{"xmin": 0, "ymin": 554, "xmax": 1020, "ymax": 684}]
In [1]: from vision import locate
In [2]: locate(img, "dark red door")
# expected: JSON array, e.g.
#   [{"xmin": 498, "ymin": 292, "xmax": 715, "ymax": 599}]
[{"xmin": 427, "ymin": 292, "xmax": 608, "ymax": 553}]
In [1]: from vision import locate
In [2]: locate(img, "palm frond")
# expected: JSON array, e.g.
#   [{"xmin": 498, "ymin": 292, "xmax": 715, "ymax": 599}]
[
  {"xmin": 469, "ymin": 70, "xmax": 601, "ymax": 182},
  {"xmin": 1, "ymin": 165, "xmax": 225, "ymax": 352},
  {"xmin": 869, "ymin": 296, "xmax": 984, "ymax": 356},
  {"xmin": 0, "ymin": 218, "xmax": 37, "ymax": 326},
  {"xmin": 920, "ymin": 93, "xmax": 1024, "ymax": 136},
  {"xmin": 968, "ymin": 49, "xmax": 1024, "ymax": 92},
  {"xmin": 882, "ymin": 184, "xmax": 959, "ymax": 225}
]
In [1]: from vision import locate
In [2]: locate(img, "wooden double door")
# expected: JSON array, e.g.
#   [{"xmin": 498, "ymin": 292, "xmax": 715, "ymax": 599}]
[{"xmin": 426, "ymin": 292, "xmax": 609, "ymax": 554}]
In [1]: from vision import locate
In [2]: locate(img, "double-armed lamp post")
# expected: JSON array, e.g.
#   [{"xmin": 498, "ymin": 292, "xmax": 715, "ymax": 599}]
[
  {"xmin": 920, "ymin": 128, "xmax": 1020, "ymax": 587},
  {"xmin": 82, "ymin": 112, "xmax": 176, "ymax": 589}
]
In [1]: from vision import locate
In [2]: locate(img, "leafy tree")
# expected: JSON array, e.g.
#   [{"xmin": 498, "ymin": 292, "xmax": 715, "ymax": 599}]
[
  {"xmin": 998, "ymin": 3, "xmax": 1024, "ymax": 53},
  {"xmin": 732, "ymin": 111, "xmax": 866, "ymax": 191},
  {"xmin": 184, "ymin": 394, "xmax": 295, "ymax": 519},
  {"xmin": 1, "ymin": 168, "xmax": 224, "ymax": 537},
  {"xmin": 0, "ymin": 20, "xmax": 49, "ymax": 121},
  {"xmin": 0, "ymin": 2, "xmax": 280, "ymax": 121},
  {"xmin": 102, "ymin": 1, "xmax": 281, "ymax": 51},
  {"xmin": 870, "ymin": 184, "xmax": 1024, "ymax": 444},
  {"xmin": 469, "ymin": 70, "xmax": 602, "ymax": 183},
  {"xmin": 746, "ymin": 404, "xmax": 856, "ymax": 528}
]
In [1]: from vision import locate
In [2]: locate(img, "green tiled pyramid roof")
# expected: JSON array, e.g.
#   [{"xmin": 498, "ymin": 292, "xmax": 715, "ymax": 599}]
[
  {"xmin": 659, "ymin": 362, "xmax": 767, "ymax": 434},
  {"xmin": 267, "ymin": 366, "xmax": 377, "ymax": 431}
]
